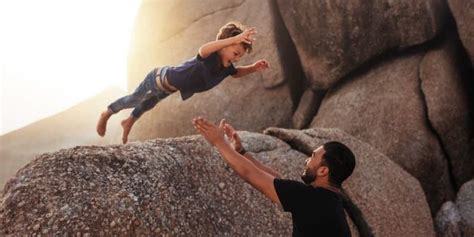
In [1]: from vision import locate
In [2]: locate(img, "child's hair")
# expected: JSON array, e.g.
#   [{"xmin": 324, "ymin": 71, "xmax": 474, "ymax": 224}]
[{"xmin": 216, "ymin": 21, "xmax": 253, "ymax": 54}]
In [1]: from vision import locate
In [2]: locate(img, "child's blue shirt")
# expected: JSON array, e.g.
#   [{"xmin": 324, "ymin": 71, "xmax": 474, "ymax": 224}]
[{"xmin": 164, "ymin": 52, "xmax": 238, "ymax": 100}]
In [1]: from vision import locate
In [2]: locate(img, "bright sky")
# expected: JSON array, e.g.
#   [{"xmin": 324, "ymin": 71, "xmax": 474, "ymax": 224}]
[{"xmin": 0, "ymin": 0, "xmax": 141, "ymax": 135}]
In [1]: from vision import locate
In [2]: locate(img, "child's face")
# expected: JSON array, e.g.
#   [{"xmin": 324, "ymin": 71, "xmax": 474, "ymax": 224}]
[{"xmin": 219, "ymin": 44, "xmax": 246, "ymax": 67}]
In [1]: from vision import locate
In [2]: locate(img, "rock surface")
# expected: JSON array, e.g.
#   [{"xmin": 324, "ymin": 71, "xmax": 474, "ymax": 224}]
[
  {"xmin": 448, "ymin": 0, "xmax": 474, "ymax": 65},
  {"xmin": 292, "ymin": 88, "xmax": 325, "ymax": 129},
  {"xmin": 0, "ymin": 133, "xmax": 300, "ymax": 235},
  {"xmin": 419, "ymin": 41, "xmax": 473, "ymax": 188},
  {"xmin": 276, "ymin": 0, "xmax": 446, "ymax": 89}
]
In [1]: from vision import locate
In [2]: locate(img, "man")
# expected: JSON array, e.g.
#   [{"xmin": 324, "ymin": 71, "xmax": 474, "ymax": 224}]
[{"xmin": 192, "ymin": 117, "xmax": 356, "ymax": 236}]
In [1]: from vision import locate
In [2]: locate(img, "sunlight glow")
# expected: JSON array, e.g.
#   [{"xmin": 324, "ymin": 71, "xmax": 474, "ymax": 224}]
[{"xmin": 0, "ymin": 0, "xmax": 141, "ymax": 135}]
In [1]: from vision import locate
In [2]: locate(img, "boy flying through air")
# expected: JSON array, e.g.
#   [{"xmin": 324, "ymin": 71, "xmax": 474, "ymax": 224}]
[{"xmin": 97, "ymin": 22, "xmax": 269, "ymax": 143}]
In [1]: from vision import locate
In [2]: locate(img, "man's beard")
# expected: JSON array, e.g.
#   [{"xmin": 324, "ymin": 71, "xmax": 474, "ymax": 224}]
[{"xmin": 301, "ymin": 168, "xmax": 316, "ymax": 184}]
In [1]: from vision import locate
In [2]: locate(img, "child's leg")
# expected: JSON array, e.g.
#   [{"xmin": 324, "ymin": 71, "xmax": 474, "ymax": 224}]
[
  {"xmin": 121, "ymin": 90, "xmax": 170, "ymax": 144},
  {"xmin": 131, "ymin": 94, "xmax": 162, "ymax": 118},
  {"xmin": 108, "ymin": 69, "xmax": 159, "ymax": 113},
  {"xmin": 96, "ymin": 108, "xmax": 114, "ymax": 136},
  {"xmin": 97, "ymin": 68, "xmax": 158, "ymax": 137},
  {"xmin": 120, "ymin": 116, "xmax": 136, "ymax": 144}
]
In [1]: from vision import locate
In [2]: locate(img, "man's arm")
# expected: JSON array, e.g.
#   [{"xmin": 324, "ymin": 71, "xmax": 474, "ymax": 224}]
[
  {"xmin": 193, "ymin": 117, "xmax": 281, "ymax": 206},
  {"xmin": 198, "ymin": 28, "xmax": 256, "ymax": 58},
  {"xmin": 241, "ymin": 153, "xmax": 282, "ymax": 178},
  {"xmin": 222, "ymin": 121, "xmax": 281, "ymax": 178},
  {"xmin": 215, "ymin": 142, "xmax": 281, "ymax": 205}
]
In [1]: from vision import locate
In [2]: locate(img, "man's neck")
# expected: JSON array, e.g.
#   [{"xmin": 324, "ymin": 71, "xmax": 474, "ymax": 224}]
[{"xmin": 312, "ymin": 182, "xmax": 341, "ymax": 194}]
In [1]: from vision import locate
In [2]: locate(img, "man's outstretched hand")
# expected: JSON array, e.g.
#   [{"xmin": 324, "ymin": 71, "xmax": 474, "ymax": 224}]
[
  {"xmin": 223, "ymin": 121, "xmax": 243, "ymax": 153},
  {"xmin": 192, "ymin": 117, "xmax": 227, "ymax": 147}
]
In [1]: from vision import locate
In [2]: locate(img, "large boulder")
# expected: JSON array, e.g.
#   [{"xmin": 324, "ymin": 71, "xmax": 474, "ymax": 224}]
[
  {"xmin": 0, "ymin": 133, "xmax": 301, "ymax": 235},
  {"xmin": 0, "ymin": 129, "xmax": 435, "ymax": 236},
  {"xmin": 448, "ymin": 0, "xmax": 474, "ymax": 65},
  {"xmin": 264, "ymin": 127, "xmax": 435, "ymax": 237},
  {"xmin": 311, "ymin": 51, "xmax": 455, "ymax": 213},
  {"xmin": 276, "ymin": 0, "xmax": 446, "ymax": 89},
  {"xmin": 292, "ymin": 88, "xmax": 325, "ymax": 129},
  {"xmin": 419, "ymin": 41, "xmax": 473, "ymax": 188},
  {"xmin": 126, "ymin": 0, "xmax": 304, "ymax": 141}
]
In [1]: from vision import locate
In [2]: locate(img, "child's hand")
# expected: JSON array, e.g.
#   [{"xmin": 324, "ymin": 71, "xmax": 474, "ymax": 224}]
[
  {"xmin": 253, "ymin": 59, "xmax": 270, "ymax": 71},
  {"xmin": 234, "ymin": 27, "xmax": 257, "ymax": 45}
]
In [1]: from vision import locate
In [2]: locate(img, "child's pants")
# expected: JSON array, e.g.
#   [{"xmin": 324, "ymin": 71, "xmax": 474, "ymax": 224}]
[{"xmin": 108, "ymin": 68, "xmax": 172, "ymax": 119}]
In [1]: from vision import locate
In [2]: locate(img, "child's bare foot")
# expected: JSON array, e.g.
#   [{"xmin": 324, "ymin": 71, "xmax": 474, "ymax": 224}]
[
  {"xmin": 121, "ymin": 116, "xmax": 136, "ymax": 144},
  {"xmin": 97, "ymin": 109, "xmax": 113, "ymax": 137}
]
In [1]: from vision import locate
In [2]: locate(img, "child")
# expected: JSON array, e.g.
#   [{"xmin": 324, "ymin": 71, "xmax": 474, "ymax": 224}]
[{"xmin": 97, "ymin": 21, "xmax": 270, "ymax": 144}]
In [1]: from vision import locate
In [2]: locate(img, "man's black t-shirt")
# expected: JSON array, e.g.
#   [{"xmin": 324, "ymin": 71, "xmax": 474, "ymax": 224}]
[{"xmin": 274, "ymin": 179, "xmax": 351, "ymax": 237}]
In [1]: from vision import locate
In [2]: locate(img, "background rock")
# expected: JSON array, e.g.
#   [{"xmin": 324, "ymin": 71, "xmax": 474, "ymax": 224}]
[
  {"xmin": 292, "ymin": 88, "xmax": 325, "ymax": 129},
  {"xmin": 448, "ymin": 0, "xmax": 474, "ymax": 65},
  {"xmin": 311, "ymin": 51, "xmax": 454, "ymax": 213},
  {"xmin": 419, "ymin": 40, "xmax": 473, "ymax": 188},
  {"xmin": 276, "ymin": 0, "xmax": 446, "ymax": 89}
]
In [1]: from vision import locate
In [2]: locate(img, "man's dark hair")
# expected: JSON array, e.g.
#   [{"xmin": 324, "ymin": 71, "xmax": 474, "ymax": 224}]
[{"xmin": 321, "ymin": 141, "xmax": 356, "ymax": 187}]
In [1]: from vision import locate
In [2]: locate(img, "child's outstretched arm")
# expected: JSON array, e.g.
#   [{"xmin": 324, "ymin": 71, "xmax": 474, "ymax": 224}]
[
  {"xmin": 232, "ymin": 59, "xmax": 270, "ymax": 78},
  {"xmin": 198, "ymin": 27, "xmax": 256, "ymax": 58}
]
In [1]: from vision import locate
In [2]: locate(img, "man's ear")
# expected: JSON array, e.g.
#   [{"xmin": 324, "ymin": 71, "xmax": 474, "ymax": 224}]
[{"xmin": 317, "ymin": 166, "xmax": 330, "ymax": 177}]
